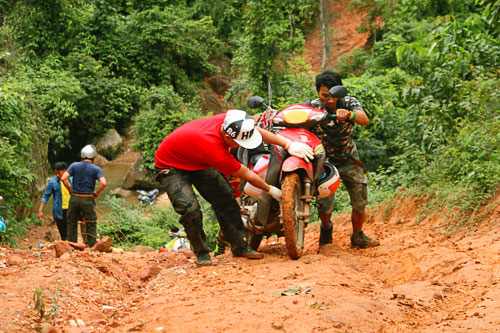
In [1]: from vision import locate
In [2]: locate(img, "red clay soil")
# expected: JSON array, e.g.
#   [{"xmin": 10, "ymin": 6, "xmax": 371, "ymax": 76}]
[
  {"xmin": 302, "ymin": 0, "xmax": 369, "ymax": 73},
  {"xmin": 3, "ymin": 2, "xmax": 500, "ymax": 332},
  {"xmin": 2, "ymin": 188, "xmax": 500, "ymax": 332}
]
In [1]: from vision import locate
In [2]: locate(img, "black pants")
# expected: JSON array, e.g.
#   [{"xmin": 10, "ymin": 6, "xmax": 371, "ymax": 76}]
[
  {"xmin": 157, "ymin": 167, "xmax": 247, "ymax": 257},
  {"xmin": 67, "ymin": 195, "xmax": 98, "ymax": 247},
  {"xmin": 54, "ymin": 209, "xmax": 68, "ymax": 240}
]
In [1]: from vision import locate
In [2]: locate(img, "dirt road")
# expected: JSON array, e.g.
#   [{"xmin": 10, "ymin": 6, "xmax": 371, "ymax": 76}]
[
  {"xmin": 1, "ymin": 191, "xmax": 500, "ymax": 332},
  {"xmin": 2, "ymin": 1, "xmax": 500, "ymax": 331}
]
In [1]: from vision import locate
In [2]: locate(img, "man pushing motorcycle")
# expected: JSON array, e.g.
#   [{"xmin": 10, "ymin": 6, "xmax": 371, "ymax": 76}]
[
  {"xmin": 310, "ymin": 70, "xmax": 380, "ymax": 249},
  {"xmin": 154, "ymin": 110, "xmax": 314, "ymax": 266}
]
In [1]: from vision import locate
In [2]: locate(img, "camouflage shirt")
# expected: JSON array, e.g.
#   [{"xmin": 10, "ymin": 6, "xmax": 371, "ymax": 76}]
[{"xmin": 310, "ymin": 96, "xmax": 365, "ymax": 164}]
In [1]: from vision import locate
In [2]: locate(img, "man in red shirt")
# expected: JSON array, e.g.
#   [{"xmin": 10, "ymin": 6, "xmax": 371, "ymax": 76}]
[{"xmin": 155, "ymin": 109, "xmax": 313, "ymax": 265}]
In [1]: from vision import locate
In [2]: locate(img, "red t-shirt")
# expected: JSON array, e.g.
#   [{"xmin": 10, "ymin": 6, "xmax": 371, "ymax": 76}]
[{"xmin": 155, "ymin": 114, "xmax": 242, "ymax": 175}]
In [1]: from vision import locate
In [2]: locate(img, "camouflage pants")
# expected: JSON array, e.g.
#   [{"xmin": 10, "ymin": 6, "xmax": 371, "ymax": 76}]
[
  {"xmin": 317, "ymin": 156, "xmax": 368, "ymax": 214},
  {"xmin": 156, "ymin": 167, "xmax": 247, "ymax": 256}
]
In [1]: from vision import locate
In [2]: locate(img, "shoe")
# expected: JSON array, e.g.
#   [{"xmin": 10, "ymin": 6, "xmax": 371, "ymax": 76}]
[
  {"xmin": 319, "ymin": 224, "xmax": 333, "ymax": 247},
  {"xmin": 213, "ymin": 246, "xmax": 225, "ymax": 257},
  {"xmin": 213, "ymin": 235, "xmax": 228, "ymax": 257},
  {"xmin": 196, "ymin": 253, "xmax": 212, "ymax": 266},
  {"xmin": 233, "ymin": 247, "xmax": 264, "ymax": 260},
  {"xmin": 350, "ymin": 231, "xmax": 380, "ymax": 249}
]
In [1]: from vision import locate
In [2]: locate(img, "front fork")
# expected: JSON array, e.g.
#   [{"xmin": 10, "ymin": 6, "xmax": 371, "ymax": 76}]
[{"xmin": 299, "ymin": 177, "xmax": 314, "ymax": 226}]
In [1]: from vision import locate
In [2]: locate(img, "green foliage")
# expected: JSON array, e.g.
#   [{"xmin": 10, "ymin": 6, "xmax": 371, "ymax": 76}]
[
  {"xmin": 191, "ymin": 0, "xmax": 247, "ymax": 42},
  {"xmin": 397, "ymin": 0, "xmax": 474, "ymax": 20},
  {"xmin": 345, "ymin": 1, "xmax": 500, "ymax": 226},
  {"xmin": 230, "ymin": 0, "xmax": 316, "ymax": 99},
  {"xmin": 31, "ymin": 282, "xmax": 65, "ymax": 322},
  {"xmin": 336, "ymin": 49, "xmax": 371, "ymax": 78},
  {"xmin": 1, "ymin": 0, "xmax": 499, "ymax": 239},
  {"xmin": 120, "ymin": 6, "xmax": 219, "ymax": 91},
  {"xmin": 99, "ymin": 195, "xmax": 220, "ymax": 250},
  {"xmin": 0, "ymin": 24, "xmax": 20, "ymax": 75},
  {"xmin": 98, "ymin": 196, "xmax": 179, "ymax": 248},
  {"xmin": 132, "ymin": 85, "xmax": 203, "ymax": 169},
  {"xmin": 476, "ymin": 0, "xmax": 500, "ymax": 36},
  {"xmin": 65, "ymin": 52, "xmax": 143, "ymax": 136},
  {"xmin": 0, "ymin": 82, "xmax": 37, "ymax": 211},
  {"xmin": 342, "ymin": 71, "xmax": 410, "ymax": 171},
  {"xmin": 10, "ymin": 0, "xmax": 93, "ymax": 58},
  {"xmin": 270, "ymin": 57, "xmax": 316, "ymax": 110},
  {"xmin": 21, "ymin": 59, "xmax": 82, "ymax": 153}
]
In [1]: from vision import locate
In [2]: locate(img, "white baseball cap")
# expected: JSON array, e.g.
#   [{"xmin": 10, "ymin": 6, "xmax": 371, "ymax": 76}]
[{"xmin": 223, "ymin": 110, "xmax": 262, "ymax": 149}]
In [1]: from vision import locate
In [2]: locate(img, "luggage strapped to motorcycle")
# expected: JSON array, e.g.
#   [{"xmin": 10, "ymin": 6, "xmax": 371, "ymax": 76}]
[{"xmin": 256, "ymin": 106, "xmax": 278, "ymax": 132}]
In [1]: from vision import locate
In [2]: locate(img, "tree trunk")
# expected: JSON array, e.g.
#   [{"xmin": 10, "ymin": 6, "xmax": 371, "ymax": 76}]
[
  {"xmin": 267, "ymin": 77, "xmax": 272, "ymax": 106},
  {"xmin": 320, "ymin": 0, "xmax": 327, "ymax": 70}
]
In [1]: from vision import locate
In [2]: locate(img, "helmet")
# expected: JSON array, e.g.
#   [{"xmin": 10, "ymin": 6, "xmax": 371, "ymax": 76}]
[
  {"xmin": 81, "ymin": 144, "xmax": 97, "ymax": 159},
  {"xmin": 317, "ymin": 163, "xmax": 341, "ymax": 198}
]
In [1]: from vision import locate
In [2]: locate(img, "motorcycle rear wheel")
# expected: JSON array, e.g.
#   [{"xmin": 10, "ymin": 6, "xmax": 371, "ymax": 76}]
[{"xmin": 281, "ymin": 172, "xmax": 305, "ymax": 260}]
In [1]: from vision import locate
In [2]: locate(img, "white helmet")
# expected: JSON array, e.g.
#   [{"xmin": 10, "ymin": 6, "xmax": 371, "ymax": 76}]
[
  {"xmin": 81, "ymin": 144, "xmax": 97, "ymax": 159},
  {"xmin": 317, "ymin": 163, "xmax": 341, "ymax": 198}
]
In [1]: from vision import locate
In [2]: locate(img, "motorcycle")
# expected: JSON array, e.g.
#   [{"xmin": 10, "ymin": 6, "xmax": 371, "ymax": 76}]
[
  {"xmin": 234, "ymin": 86, "xmax": 347, "ymax": 259},
  {"xmin": 136, "ymin": 188, "xmax": 159, "ymax": 206},
  {"xmin": 165, "ymin": 227, "xmax": 192, "ymax": 251}
]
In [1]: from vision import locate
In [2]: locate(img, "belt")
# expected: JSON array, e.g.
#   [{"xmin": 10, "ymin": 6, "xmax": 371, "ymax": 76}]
[{"xmin": 72, "ymin": 193, "xmax": 94, "ymax": 197}]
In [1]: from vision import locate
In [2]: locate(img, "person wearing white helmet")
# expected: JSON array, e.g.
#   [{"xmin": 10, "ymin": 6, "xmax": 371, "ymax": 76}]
[
  {"xmin": 154, "ymin": 109, "xmax": 314, "ymax": 266},
  {"xmin": 60, "ymin": 144, "xmax": 107, "ymax": 247}
]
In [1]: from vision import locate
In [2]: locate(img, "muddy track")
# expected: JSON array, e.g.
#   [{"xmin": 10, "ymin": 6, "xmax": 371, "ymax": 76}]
[{"xmin": 1, "ymin": 193, "xmax": 500, "ymax": 332}]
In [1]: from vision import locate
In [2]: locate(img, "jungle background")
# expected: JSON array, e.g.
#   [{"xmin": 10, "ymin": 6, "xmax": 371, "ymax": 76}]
[
  {"xmin": 1, "ymin": 1, "xmax": 500, "ymax": 332},
  {"xmin": 0, "ymin": 0, "xmax": 499, "ymax": 248}
]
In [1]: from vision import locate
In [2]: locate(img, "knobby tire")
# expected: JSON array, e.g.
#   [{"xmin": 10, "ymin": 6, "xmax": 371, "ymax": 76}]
[{"xmin": 281, "ymin": 172, "xmax": 304, "ymax": 260}]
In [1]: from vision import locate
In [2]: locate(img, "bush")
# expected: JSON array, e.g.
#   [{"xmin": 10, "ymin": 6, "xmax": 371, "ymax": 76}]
[
  {"xmin": 132, "ymin": 85, "xmax": 203, "ymax": 169},
  {"xmin": 99, "ymin": 195, "xmax": 221, "ymax": 250},
  {"xmin": 98, "ymin": 196, "xmax": 180, "ymax": 248}
]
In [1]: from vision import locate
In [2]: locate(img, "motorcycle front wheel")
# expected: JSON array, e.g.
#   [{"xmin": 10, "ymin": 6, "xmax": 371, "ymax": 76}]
[{"xmin": 281, "ymin": 172, "xmax": 305, "ymax": 260}]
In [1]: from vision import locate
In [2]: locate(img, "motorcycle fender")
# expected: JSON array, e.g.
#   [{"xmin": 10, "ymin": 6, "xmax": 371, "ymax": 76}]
[{"xmin": 281, "ymin": 156, "xmax": 314, "ymax": 180}]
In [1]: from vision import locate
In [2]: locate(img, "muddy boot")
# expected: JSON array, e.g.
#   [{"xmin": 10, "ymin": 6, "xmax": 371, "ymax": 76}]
[
  {"xmin": 233, "ymin": 247, "xmax": 264, "ymax": 259},
  {"xmin": 350, "ymin": 231, "xmax": 380, "ymax": 249},
  {"xmin": 213, "ymin": 243, "xmax": 226, "ymax": 257},
  {"xmin": 213, "ymin": 230, "xmax": 229, "ymax": 257},
  {"xmin": 319, "ymin": 224, "xmax": 333, "ymax": 247},
  {"xmin": 196, "ymin": 252, "xmax": 212, "ymax": 266}
]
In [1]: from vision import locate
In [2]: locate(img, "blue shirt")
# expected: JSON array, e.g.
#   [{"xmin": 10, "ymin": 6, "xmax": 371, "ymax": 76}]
[
  {"xmin": 41, "ymin": 176, "xmax": 72, "ymax": 219},
  {"xmin": 67, "ymin": 161, "xmax": 105, "ymax": 194}
]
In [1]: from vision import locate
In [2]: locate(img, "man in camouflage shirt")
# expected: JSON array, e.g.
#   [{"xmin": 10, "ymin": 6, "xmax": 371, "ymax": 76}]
[{"xmin": 310, "ymin": 70, "xmax": 380, "ymax": 249}]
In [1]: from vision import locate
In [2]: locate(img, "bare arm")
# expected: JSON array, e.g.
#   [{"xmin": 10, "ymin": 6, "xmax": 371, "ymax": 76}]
[
  {"xmin": 60, "ymin": 171, "xmax": 72, "ymax": 193},
  {"xmin": 255, "ymin": 127, "xmax": 290, "ymax": 148},
  {"xmin": 335, "ymin": 108, "xmax": 370, "ymax": 126},
  {"xmin": 232, "ymin": 164, "xmax": 271, "ymax": 192},
  {"xmin": 94, "ymin": 177, "xmax": 107, "ymax": 198},
  {"xmin": 38, "ymin": 202, "xmax": 46, "ymax": 221}
]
